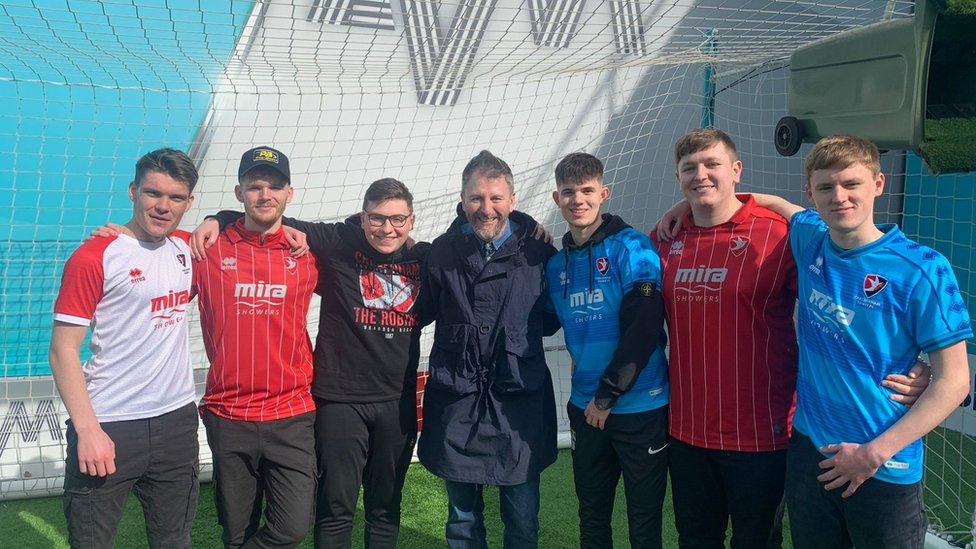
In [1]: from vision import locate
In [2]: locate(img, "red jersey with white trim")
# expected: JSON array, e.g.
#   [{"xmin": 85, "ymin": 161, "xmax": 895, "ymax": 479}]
[
  {"xmin": 53, "ymin": 233, "xmax": 196, "ymax": 422},
  {"xmin": 195, "ymin": 219, "xmax": 318, "ymax": 422},
  {"xmin": 655, "ymin": 196, "xmax": 798, "ymax": 451}
]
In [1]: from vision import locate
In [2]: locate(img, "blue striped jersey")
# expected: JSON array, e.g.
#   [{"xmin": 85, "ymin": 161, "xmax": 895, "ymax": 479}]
[
  {"xmin": 546, "ymin": 225, "xmax": 669, "ymax": 414},
  {"xmin": 789, "ymin": 209, "xmax": 972, "ymax": 484}
]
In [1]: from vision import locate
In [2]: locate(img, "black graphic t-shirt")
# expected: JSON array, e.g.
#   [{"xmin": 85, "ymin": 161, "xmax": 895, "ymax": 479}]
[{"xmin": 214, "ymin": 211, "xmax": 427, "ymax": 403}]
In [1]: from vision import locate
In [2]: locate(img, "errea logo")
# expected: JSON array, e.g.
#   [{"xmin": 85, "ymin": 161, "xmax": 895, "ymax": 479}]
[
  {"xmin": 808, "ymin": 255, "xmax": 824, "ymax": 276},
  {"xmin": 669, "ymin": 241, "xmax": 684, "ymax": 255},
  {"xmin": 221, "ymin": 257, "xmax": 237, "ymax": 271},
  {"xmin": 129, "ymin": 268, "xmax": 146, "ymax": 283}
]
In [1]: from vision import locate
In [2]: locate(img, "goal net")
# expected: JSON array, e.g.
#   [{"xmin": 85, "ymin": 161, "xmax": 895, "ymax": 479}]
[{"xmin": 1, "ymin": 0, "xmax": 973, "ymax": 544}]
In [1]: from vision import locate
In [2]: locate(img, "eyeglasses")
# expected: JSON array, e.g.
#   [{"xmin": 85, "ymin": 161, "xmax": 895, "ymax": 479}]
[{"xmin": 364, "ymin": 212, "xmax": 410, "ymax": 228}]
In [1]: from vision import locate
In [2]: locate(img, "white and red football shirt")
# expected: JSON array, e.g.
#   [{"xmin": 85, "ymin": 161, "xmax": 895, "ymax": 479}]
[
  {"xmin": 656, "ymin": 196, "xmax": 798, "ymax": 451},
  {"xmin": 53, "ymin": 233, "xmax": 196, "ymax": 422},
  {"xmin": 195, "ymin": 219, "xmax": 317, "ymax": 422}
]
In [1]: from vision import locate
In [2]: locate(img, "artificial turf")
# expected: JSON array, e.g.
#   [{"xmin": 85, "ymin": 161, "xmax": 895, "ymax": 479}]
[
  {"xmin": 9, "ymin": 433, "xmax": 975, "ymax": 547},
  {"xmin": 1, "ymin": 449, "xmax": 700, "ymax": 548},
  {"xmin": 922, "ymin": 427, "xmax": 976, "ymax": 545}
]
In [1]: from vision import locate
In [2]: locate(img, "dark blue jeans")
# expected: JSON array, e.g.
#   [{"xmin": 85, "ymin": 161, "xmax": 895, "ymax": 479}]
[
  {"xmin": 443, "ymin": 478, "xmax": 540, "ymax": 549},
  {"xmin": 785, "ymin": 431, "xmax": 927, "ymax": 549}
]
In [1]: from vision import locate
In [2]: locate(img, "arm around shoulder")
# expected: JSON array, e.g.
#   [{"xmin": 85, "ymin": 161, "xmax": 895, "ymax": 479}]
[{"xmin": 749, "ymin": 193, "xmax": 804, "ymax": 220}]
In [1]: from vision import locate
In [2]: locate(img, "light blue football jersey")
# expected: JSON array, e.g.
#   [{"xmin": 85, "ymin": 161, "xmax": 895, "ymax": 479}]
[
  {"xmin": 546, "ymin": 222, "xmax": 669, "ymax": 414},
  {"xmin": 789, "ymin": 209, "xmax": 973, "ymax": 484}
]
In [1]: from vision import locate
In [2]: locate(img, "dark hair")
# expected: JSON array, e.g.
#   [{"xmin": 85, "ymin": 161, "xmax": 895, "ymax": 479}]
[
  {"xmin": 554, "ymin": 152, "xmax": 604, "ymax": 186},
  {"xmin": 363, "ymin": 177, "xmax": 414, "ymax": 211},
  {"xmin": 673, "ymin": 128, "xmax": 738, "ymax": 166},
  {"xmin": 461, "ymin": 150, "xmax": 514, "ymax": 193},
  {"xmin": 134, "ymin": 148, "xmax": 199, "ymax": 192}
]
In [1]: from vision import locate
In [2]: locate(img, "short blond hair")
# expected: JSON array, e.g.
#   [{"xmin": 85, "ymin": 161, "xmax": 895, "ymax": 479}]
[{"xmin": 804, "ymin": 135, "xmax": 881, "ymax": 181}]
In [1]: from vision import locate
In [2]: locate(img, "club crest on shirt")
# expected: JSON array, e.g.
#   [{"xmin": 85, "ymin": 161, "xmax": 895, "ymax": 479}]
[
  {"xmin": 176, "ymin": 253, "xmax": 187, "ymax": 268},
  {"xmin": 595, "ymin": 256, "xmax": 610, "ymax": 276},
  {"xmin": 862, "ymin": 274, "xmax": 888, "ymax": 298},
  {"xmin": 729, "ymin": 236, "xmax": 749, "ymax": 256}
]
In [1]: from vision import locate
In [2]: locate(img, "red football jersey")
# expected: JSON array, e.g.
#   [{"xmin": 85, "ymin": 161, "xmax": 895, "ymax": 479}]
[
  {"xmin": 656, "ymin": 196, "xmax": 798, "ymax": 451},
  {"xmin": 195, "ymin": 220, "xmax": 318, "ymax": 422}
]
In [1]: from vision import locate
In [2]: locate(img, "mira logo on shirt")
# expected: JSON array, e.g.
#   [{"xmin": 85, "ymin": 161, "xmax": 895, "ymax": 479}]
[
  {"xmin": 150, "ymin": 290, "xmax": 190, "ymax": 328},
  {"xmin": 808, "ymin": 288, "xmax": 855, "ymax": 327},
  {"xmin": 674, "ymin": 266, "xmax": 727, "ymax": 290},
  {"xmin": 569, "ymin": 288, "xmax": 605, "ymax": 323},
  {"xmin": 234, "ymin": 282, "xmax": 287, "ymax": 310},
  {"xmin": 569, "ymin": 288, "xmax": 604, "ymax": 309}
]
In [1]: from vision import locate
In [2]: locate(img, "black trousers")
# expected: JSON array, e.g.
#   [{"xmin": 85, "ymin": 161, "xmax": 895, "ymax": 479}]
[
  {"xmin": 313, "ymin": 398, "xmax": 417, "ymax": 549},
  {"xmin": 568, "ymin": 404, "xmax": 669, "ymax": 549},
  {"xmin": 668, "ymin": 438, "xmax": 787, "ymax": 549},
  {"xmin": 202, "ymin": 409, "xmax": 316, "ymax": 549},
  {"xmin": 785, "ymin": 431, "xmax": 926, "ymax": 549},
  {"xmin": 63, "ymin": 402, "xmax": 199, "ymax": 549}
]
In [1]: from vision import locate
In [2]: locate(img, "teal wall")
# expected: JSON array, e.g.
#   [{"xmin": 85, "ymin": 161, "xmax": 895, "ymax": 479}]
[
  {"xmin": 902, "ymin": 153, "xmax": 976, "ymax": 355},
  {"xmin": 0, "ymin": 1, "xmax": 252, "ymax": 376}
]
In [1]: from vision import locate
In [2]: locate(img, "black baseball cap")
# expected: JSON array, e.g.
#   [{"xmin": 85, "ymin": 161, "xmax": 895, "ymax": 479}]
[{"xmin": 238, "ymin": 146, "xmax": 290, "ymax": 182}]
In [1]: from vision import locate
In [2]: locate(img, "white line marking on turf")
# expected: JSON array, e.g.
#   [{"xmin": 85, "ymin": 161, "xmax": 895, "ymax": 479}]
[{"xmin": 18, "ymin": 510, "xmax": 69, "ymax": 549}]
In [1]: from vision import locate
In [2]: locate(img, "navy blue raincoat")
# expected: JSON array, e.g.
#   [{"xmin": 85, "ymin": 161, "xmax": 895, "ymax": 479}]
[{"xmin": 418, "ymin": 207, "xmax": 560, "ymax": 485}]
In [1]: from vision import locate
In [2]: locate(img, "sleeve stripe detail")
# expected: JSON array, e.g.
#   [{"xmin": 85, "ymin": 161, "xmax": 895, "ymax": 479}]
[{"xmin": 53, "ymin": 312, "xmax": 92, "ymax": 325}]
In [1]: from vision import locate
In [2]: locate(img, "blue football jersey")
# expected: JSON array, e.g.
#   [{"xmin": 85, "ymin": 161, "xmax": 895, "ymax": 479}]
[
  {"xmin": 546, "ymin": 224, "xmax": 669, "ymax": 414},
  {"xmin": 789, "ymin": 209, "xmax": 973, "ymax": 483}
]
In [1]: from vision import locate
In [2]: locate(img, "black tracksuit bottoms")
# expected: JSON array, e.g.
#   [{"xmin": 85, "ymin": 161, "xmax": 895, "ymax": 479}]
[
  {"xmin": 313, "ymin": 397, "xmax": 417, "ymax": 549},
  {"xmin": 568, "ymin": 403, "xmax": 669, "ymax": 549}
]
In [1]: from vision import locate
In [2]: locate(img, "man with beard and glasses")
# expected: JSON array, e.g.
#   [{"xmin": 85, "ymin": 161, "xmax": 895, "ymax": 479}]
[{"xmin": 418, "ymin": 150, "xmax": 561, "ymax": 549}]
